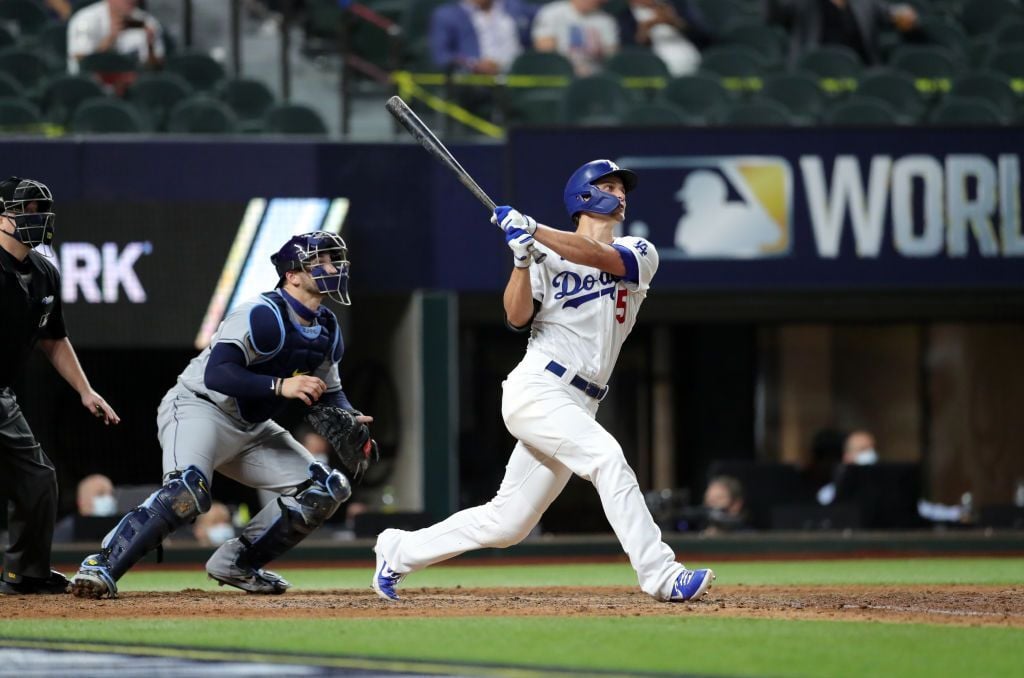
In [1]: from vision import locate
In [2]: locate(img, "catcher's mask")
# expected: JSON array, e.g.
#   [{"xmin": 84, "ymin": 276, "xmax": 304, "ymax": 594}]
[
  {"xmin": 271, "ymin": 231, "xmax": 351, "ymax": 305},
  {"xmin": 0, "ymin": 176, "xmax": 56, "ymax": 249}
]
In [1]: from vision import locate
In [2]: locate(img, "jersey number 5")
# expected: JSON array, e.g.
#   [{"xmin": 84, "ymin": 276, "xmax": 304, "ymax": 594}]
[{"xmin": 615, "ymin": 289, "xmax": 627, "ymax": 324}]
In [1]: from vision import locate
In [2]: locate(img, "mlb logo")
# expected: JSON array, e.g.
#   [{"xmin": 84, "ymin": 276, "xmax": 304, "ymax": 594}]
[{"xmin": 615, "ymin": 156, "xmax": 793, "ymax": 260}]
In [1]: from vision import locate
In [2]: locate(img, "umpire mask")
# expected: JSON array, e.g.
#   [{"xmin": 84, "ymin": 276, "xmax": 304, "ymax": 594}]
[{"xmin": 0, "ymin": 177, "xmax": 56, "ymax": 249}]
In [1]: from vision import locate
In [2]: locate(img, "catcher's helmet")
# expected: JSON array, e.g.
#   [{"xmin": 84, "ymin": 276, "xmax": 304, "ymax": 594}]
[
  {"xmin": 0, "ymin": 176, "xmax": 56, "ymax": 249},
  {"xmin": 271, "ymin": 231, "xmax": 351, "ymax": 305},
  {"xmin": 562, "ymin": 159, "xmax": 637, "ymax": 219}
]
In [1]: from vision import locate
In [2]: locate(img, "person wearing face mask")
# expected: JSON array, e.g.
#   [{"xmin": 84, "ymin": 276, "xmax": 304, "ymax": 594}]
[
  {"xmin": 817, "ymin": 429, "xmax": 879, "ymax": 505},
  {"xmin": 701, "ymin": 475, "xmax": 748, "ymax": 535},
  {"xmin": 53, "ymin": 474, "xmax": 120, "ymax": 543},
  {"xmin": 193, "ymin": 503, "xmax": 235, "ymax": 548}
]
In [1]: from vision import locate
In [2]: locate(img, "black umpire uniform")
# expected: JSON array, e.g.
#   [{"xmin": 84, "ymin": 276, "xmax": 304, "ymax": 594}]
[{"xmin": 0, "ymin": 178, "xmax": 69, "ymax": 594}]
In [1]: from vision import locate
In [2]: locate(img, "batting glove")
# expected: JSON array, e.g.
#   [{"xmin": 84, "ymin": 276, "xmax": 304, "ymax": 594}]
[
  {"xmin": 491, "ymin": 205, "xmax": 537, "ymax": 236},
  {"xmin": 505, "ymin": 227, "xmax": 535, "ymax": 268}
]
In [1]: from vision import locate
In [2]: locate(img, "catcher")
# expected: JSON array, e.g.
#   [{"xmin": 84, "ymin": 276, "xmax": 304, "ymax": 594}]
[{"xmin": 71, "ymin": 231, "xmax": 377, "ymax": 598}]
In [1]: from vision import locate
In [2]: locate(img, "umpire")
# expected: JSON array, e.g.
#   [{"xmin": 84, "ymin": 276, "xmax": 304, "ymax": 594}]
[{"xmin": 0, "ymin": 176, "xmax": 119, "ymax": 595}]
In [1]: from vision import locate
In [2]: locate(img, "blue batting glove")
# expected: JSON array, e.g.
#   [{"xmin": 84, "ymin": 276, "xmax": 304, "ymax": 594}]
[
  {"xmin": 505, "ymin": 227, "xmax": 535, "ymax": 268},
  {"xmin": 491, "ymin": 205, "xmax": 537, "ymax": 235}
]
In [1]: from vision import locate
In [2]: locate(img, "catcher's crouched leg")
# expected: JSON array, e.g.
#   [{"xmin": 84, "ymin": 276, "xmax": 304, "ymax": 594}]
[
  {"xmin": 72, "ymin": 466, "xmax": 212, "ymax": 599},
  {"xmin": 207, "ymin": 462, "xmax": 349, "ymax": 594}
]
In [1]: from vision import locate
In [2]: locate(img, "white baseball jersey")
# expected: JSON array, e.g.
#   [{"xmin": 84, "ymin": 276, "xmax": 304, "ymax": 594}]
[{"xmin": 525, "ymin": 235, "xmax": 659, "ymax": 386}]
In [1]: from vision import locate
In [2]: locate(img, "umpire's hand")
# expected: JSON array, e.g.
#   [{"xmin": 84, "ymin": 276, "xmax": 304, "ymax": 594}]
[{"xmin": 83, "ymin": 390, "xmax": 120, "ymax": 425}]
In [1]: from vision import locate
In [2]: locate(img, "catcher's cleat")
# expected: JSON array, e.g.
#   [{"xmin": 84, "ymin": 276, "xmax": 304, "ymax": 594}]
[
  {"xmin": 208, "ymin": 565, "xmax": 291, "ymax": 594},
  {"xmin": 371, "ymin": 544, "xmax": 405, "ymax": 601},
  {"xmin": 0, "ymin": 569, "xmax": 70, "ymax": 595},
  {"xmin": 71, "ymin": 554, "xmax": 118, "ymax": 599},
  {"xmin": 669, "ymin": 568, "xmax": 715, "ymax": 602}
]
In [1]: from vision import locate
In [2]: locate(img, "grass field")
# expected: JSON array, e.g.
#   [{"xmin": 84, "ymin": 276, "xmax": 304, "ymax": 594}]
[{"xmin": 1, "ymin": 557, "xmax": 1022, "ymax": 677}]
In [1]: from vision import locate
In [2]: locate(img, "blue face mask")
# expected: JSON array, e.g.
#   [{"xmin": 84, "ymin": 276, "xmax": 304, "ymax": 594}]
[
  {"xmin": 205, "ymin": 523, "xmax": 235, "ymax": 546},
  {"xmin": 90, "ymin": 494, "xmax": 118, "ymax": 517}
]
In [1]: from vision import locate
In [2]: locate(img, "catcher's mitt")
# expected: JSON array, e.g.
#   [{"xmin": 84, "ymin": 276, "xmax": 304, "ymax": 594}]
[{"xmin": 304, "ymin": 404, "xmax": 379, "ymax": 483}]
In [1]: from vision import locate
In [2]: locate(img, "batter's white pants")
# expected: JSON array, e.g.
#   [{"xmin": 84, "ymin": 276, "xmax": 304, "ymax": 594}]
[{"xmin": 377, "ymin": 351, "xmax": 686, "ymax": 600}]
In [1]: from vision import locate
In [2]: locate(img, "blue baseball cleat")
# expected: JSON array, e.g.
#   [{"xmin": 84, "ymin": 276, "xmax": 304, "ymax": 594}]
[
  {"xmin": 371, "ymin": 547, "xmax": 405, "ymax": 601},
  {"xmin": 669, "ymin": 568, "xmax": 715, "ymax": 602}
]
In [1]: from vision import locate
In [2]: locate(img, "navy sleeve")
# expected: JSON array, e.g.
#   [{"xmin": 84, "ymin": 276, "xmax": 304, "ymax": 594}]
[
  {"xmin": 321, "ymin": 388, "xmax": 354, "ymax": 410},
  {"xmin": 205, "ymin": 343, "xmax": 276, "ymax": 398},
  {"xmin": 611, "ymin": 244, "xmax": 640, "ymax": 284}
]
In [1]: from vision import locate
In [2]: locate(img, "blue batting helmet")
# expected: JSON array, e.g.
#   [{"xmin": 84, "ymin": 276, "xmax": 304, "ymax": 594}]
[
  {"xmin": 562, "ymin": 160, "xmax": 637, "ymax": 219},
  {"xmin": 271, "ymin": 231, "xmax": 351, "ymax": 305}
]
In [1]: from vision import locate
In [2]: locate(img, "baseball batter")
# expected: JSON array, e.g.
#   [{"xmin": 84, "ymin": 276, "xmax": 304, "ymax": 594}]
[
  {"xmin": 373, "ymin": 160, "xmax": 715, "ymax": 603},
  {"xmin": 72, "ymin": 231, "xmax": 371, "ymax": 598}
]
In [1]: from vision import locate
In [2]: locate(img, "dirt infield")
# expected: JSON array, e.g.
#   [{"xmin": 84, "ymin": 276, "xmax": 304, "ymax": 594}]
[{"xmin": 3, "ymin": 585, "xmax": 1023, "ymax": 628}]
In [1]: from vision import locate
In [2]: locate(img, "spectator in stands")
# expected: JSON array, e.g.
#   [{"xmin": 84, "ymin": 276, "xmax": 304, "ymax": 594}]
[
  {"xmin": 429, "ymin": 0, "xmax": 537, "ymax": 75},
  {"xmin": 193, "ymin": 502, "xmax": 235, "ymax": 547},
  {"xmin": 53, "ymin": 474, "xmax": 118, "ymax": 542},
  {"xmin": 764, "ymin": 0, "xmax": 920, "ymax": 66},
  {"xmin": 615, "ymin": 0, "xmax": 712, "ymax": 76},
  {"xmin": 816, "ymin": 428, "xmax": 877, "ymax": 504},
  {"xmin": 67, "ymin": 0, "xmax": 166, "ymax": 74},
  {"xmin": 702, "ymin": 475, "xmax": 748, "ymax": 534},
  {"xmin": 532, "ymin": 0, "xmax": 619, "ymax": 77}
]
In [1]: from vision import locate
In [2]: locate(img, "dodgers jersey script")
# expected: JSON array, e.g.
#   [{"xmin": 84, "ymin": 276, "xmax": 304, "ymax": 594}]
[{"xmin": 525, "ymin": 235, "xmax": 659, "ymax": 386}]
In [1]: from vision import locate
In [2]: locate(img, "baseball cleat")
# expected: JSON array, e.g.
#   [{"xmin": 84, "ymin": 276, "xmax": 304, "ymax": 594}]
[
  {"xmin": 207, "ymin": 565, "xmax": 290, "ymax": 594},
  {"xmin": 71, "ymin": 555, "xmax": 118, "ymax": 599},
  {"xmin": 371, "ymin": 546, "xmax": 405, "ymax": 601},
  {"xmin": 669, "ymin": 568, "xmax": 715, "ymax": 602},
  {"xmin": 0, "ymin": 570, "xmax": 70, "ymax": 595}
]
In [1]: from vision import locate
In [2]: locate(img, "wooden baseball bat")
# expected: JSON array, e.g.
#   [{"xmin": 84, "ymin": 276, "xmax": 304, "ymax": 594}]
[{"xmin": 385, "ymin": 96, "xmax": 545, "ymax": 263}]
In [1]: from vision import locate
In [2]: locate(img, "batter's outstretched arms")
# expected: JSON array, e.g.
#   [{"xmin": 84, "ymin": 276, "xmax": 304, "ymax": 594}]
[{"xmin": 493, "ymin": 206, "xmax": 627, "ymax": 276}]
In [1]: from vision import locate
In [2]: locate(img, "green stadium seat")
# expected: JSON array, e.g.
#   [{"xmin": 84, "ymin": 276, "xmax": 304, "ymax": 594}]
[
  {"xmin": 717, "ymin": 100, "xmax": 795, "ymax": 126},
  {"xmin": 985, "ymin": 46, "xmax": 1024, "ymax": 92},
  {"xmin": 30, "ymin": 22, "xmax": 68, "ymax": 64},
  {"xmin": 693, "ymin": 0, "xmax": 748, "ymax": 33},
  {"xmin": 508, "ymin": 51, "xmax": 574, "ymax": 79},
  {"xmin": 604, "ymin": 47, "xmax": 670, "ymax": 102},
  {"xmin": 856, "ymin": 70, "xmax": 927, "ymax": 123},
  {"xmin": 167, "ymin": 97, "xmax": 239, "ymax": 134},
  {"xmin": 622, "ymin": 102, "xmax": 702, "ymax": 126},
  {"xmin": 0, "ymin": 25, "xmax": 15, "ymax": 51},
  {"xmin": 915, "ymin": 16, "xmax": 969, "ymax": 63},
  {"xmin": 0, "ymin": 0, "xmax": 51, "ymax": 38},
  {"xmin": 38, "ymin": 73, "xmax": 107, "ymax": 127},
  {"xmin": 125, "ymin": 71, "xmax": 194, "ymax": 131},
  {"xmin": 825, "ymin": 96, "xmax": 899, "ymax": 125},
  {"xmin": 217, "ymin": 78, "xmax": 276, "ymax": 130},
  {"xmin": 699, "ymin": 45, "xmax": 764, "ymax": 78},
  {"xmin": 889, "ymin": 45, "xmax": 961, "ymax": 96},
  {"xmin": 949, "ymin": 72, "xmax": 1017, "ymax": 118},
  {"xmin": 399, "ymin": 0, "xmax": 447, "ymax": 64},
  {"xmin": 165, "ymin": 52, "xmax": 227, "ymax": 92},
  {"xmin": 719, "ymin": 23, "xmax": 787, "ymax": 63},
  {"xmin": 968, "ymin": 36, "xmax": 994, "ymax": 69},
  {"xmin": 0, "ymin": 72, "xmax": 20, "ymax": 98},
  {"xmin": 993, "ymin": 19, "xmax": 1024, "ymax": 45},
  {"xmin": 0, "ymin": 47, "xmax": 56, "ymax": 89},
  {"xmin": 262, "ymin": 103, "xmax": 329, "ymax": 135},
  {"xmin": 561, "ymin": 74, "xmax": 629, "ymax": 125},
  {"xmin": 930, "ymin": 96, "xmax": 1006, "ymax": 124},
  {"xmin": 0, "ymin": 96, "xmax": 42, "ymax": 130},
  {"xmin": 69, "ymin": 98, "xmax": 147, "ymax": 133},
  {"xmin": 502, "ymin": 87, "xmax": 566, "ymax": 126},
  {"xmin": 960, "ymin": 0, "xmax": 1022, "ymax": 36},
  {"xmin": 662, "ymin": 73, "xmax": 732, "ymax": 117},
  {"xmin": 758, "ymin": 72, "xmax": 827, "ymax": 121},
  {"xmin": 796, "ymin": 46, "xmax": 862, "ymax": 94}
]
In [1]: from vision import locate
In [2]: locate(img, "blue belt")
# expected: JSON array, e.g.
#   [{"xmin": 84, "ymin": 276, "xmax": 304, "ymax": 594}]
[{"xmin": 545, "ymin": 361, "xmax": 608, "ymax": 401}]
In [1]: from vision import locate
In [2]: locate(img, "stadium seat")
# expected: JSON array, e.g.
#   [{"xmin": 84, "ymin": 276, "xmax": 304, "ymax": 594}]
[
  {"xmin": 0, "ymin": 48, "xmax": 56, "ymax": 89},
  {"xmin": 699, "ymin": 45, "xmax": 764, "ymax": 78},
  {"xmin": 0, "ymin": 0, "xmax": 51, "ymax": 37},
  {"xmin": 0, "ymin": 96, "xmax": 42, "ymax": 130},
  {"xmin": 604, "ymin": 47, "xmax": 670, "ymax": 102},
  {"xmin": 758, "ymin": 72, "xmax": 827, "ymax": 121},
  {"xmin": 825, "ymin": 96, "xmax": 900, "ymax": 125},
  {"xmin": 993, "ymin": 19, "xmax": 1024, "ymax": 46},
  {"xmin": 508, "ymin": 50, "xmax": 574, "ymax": 79},
  {"xmin": 501, "ymin": 51, "xmax": 574, "ymax": 125},
  {"xmin": 856, "ymin": 70, "xmax": 927, "ymax": 123},
  {"xmin": 719, "ymin": 23, "xmax": 787, "ymax": 63},
  {"xmin": 0, "ymin": 25, "xmax": 15, "ymax": 51},
  {"xmin": 69, "ymin": 98, "xmax": 147, "ymax": 133},
  {"xmin": 561, "ymin": 74, "xmax": 629, "ymax": 125},
  {"xmin": 968, "ymin": 36, "xmax": 994, "ymax": 70},
  {"xmin": 502, "ymin": 86, "xmax": 566, "ymax": 126},
  {"xmin": 125, "ymin": 72, "xmax": 194, "ymax": 131},
  {"xmin": 930, "ymin": 96, "xmax": 1006, "ymax": 124},
  {"xmin": 662, "ymin": 73, "xmax": 732, "ymax": 118},
  {"xmin": 960, "ymin": 0, "xmax": 1022, "ymax": 36},
  {"xmin": 167, "ymin": 97, "xmax": 239, "ymax": 134},
  {"xmin": 31, "ymin": 22, "xmax": 68, "ymax": 64},
  {"xmin": 217, "ymin": 78, "xmax": 276, "ymax": 130},
  {"xmin": 949, "ymin": 72, "xmax": 1017, "ymax": 118},
  {"xmin": 621, "ymin": 102, "xmax": 701, "ymax": 126},
  {"xmin": 915, "ymin": 16, "xmax": 969, "ymax": 63},
  {"xmin": 717, "ymin": 100, "xmax": 795, "ymax": 126},
  {"xmin": 165, "ymin": 52, "xmax": 227, "ymax": 92},
  {"xmin": 796, "ymin": 45, "xmax": 862, "ymax": 94},
  {"xmin": 692, "ymin": 0, "xmax": 749, "ymax": 33},
  {"xmin": 398, "ymin": 0, "xmax": 447, "ymax": 64},
  {"xmin": 0, "ymin": 72, "xmax": 20, "ymax": 98},
  {"xmin": 78, "ymin": 51, "xmax": 137, "ymax": 75},
  {"xmin": 889, "ymin": 45, "xmax": 961, "ymax": 97},
  {"xmin": 38, "ymin": 74, "xmax": 107, "ymax": 127},
  {"xmin": 262, "ymin": 103, "xmax": 329, "ymax": 135},
  {"xmin": 985, "ymin": 46, "xmax": 1024, "ymax": 87}
]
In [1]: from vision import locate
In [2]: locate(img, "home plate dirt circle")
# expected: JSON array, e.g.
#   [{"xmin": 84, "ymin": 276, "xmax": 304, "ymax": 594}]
[{"xmin": 2, "ymin": 585, "xmax": 1022, "ymax": 627}]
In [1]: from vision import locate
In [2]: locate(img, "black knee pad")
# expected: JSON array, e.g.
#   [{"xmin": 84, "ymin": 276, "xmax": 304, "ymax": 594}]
[
  {"xmin": 237, "ymin": 463, "xmax": 349, "ymax": 571},
  {"xmin": 101, "ymin": 466, "xmax": 211, "ymax": 580}
]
